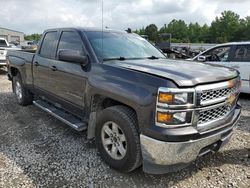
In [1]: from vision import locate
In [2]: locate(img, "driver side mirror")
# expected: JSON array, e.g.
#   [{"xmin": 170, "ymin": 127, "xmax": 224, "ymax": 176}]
[
  {"xmin": 197, "ymin": 55, "xmax": 206, "ymax": 62},
  {"xmin": 58, "ymin": 49, "xmax": 88, "ymax": 66}
]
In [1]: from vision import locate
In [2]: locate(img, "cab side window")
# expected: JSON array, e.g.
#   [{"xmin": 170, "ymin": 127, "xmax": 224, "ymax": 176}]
[
  {"xmin": 57, "ymin": 31, "xmax": 84, "ymax": 56},
  {"xmin": 203, "ymin": 46, "xmax": 231, "ymax": 62},
  {"xmin": 232, "ymin": 45, "xmax": 250, "ymax": 62},
  {"xmin": 39, "ymin": 32, "xmax": 58, "ymax": 58}
]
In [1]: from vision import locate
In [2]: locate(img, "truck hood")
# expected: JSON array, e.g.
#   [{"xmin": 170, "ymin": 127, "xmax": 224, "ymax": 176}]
[{"xmin": 110, "ymin": 59, "xmax": 238, "ymax": 87}]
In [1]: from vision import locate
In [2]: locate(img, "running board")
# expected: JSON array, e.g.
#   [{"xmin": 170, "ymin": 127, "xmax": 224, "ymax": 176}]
[{"xmin": 33, "ymin": 100, "xmax": 87, "ymax": 131}]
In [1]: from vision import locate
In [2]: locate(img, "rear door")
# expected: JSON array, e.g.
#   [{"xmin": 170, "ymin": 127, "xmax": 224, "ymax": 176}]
[
  {"xmin": 49, "ymin": 30, "xmax": 87, "ymax": 113},
  {"xmin": 33, "ymin": 31, "xmax": 59, "ymax": 92},
  {"xmin": 230, "ymin": 44, "xmax": 250, "ymax": 93}
]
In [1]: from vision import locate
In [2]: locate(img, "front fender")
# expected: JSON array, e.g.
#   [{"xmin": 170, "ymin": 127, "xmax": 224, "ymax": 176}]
[
  {"xmin": 86, "ymin": 63, "xmax": 177, "ymax": 131},
  {"xmin": 8, "ymin": 56, "xmax": 27, "ymax": 82}
]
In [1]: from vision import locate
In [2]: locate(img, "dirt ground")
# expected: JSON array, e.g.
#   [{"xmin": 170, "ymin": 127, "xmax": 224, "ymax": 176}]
[{"xmin": 0, "ymin": 69, "xmax": 249, "ymax": 188}]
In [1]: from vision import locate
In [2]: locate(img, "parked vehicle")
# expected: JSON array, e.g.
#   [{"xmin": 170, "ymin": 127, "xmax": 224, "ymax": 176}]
[
  {"xmin": 0, "ymin": 38, "xmax": 9, "ymax": 67},
  {"xmin": 0, "ymin": 38, "xmax": 21, "ymax": 68},
  {"xmin": 154, "ymin": 33, "xmax": 200, "ymax": 59},
  {"xmin": 7, "ymin": 28, "xmax": 241, "ymax": 174},
  {"xmin": 20, "ymin": 40, "xmax": 38, "ymax": 51},
  {"xmin": 191, "ymin": 42, "xmax": 250, "ymax": 94}
]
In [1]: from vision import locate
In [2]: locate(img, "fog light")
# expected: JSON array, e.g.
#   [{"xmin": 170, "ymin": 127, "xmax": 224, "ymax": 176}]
[{"xmin": 157, "ymin": 111, "xmax": 189, "ymax": 125}]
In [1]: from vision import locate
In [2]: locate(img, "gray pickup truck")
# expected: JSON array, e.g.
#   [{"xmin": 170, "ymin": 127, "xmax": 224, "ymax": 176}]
[{"xmin": 7, "ymin": 27, "xmax": 241, "ymax": 174}]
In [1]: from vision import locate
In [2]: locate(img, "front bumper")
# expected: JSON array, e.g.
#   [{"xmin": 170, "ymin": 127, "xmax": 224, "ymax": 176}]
[{"xmin": 140, "ymin": 107, "xmax": 241, "ymax": 174}]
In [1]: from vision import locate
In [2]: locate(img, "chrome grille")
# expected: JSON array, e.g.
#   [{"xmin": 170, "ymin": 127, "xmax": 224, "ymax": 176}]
[
  {"xmin": 201, "ymin": 86, "xmax": 237, "ymax": 103},
  {"xmin": 198, "ymin": 105, "xmax": 231, "ymax": 125}
]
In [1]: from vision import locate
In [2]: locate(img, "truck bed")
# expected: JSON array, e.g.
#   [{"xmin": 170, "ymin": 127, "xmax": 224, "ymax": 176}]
[
  {"xmin": 7, "ymin": 50, "xmax": 35, "ymax": 86},
  {"xmin": 7, "ymin": 50, "xmax": 35, "ymax": 62}
]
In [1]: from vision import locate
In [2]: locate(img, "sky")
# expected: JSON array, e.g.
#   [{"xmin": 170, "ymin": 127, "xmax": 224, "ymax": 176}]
[{"xmin": 1, "ymin": 0, "xmax": 250, "ymax": 34}]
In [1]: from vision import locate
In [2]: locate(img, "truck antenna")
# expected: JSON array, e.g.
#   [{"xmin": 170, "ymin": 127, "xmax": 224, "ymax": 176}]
[{"xmin": 102, "ymin": 0, "xmax": 104, "ymax": 62}]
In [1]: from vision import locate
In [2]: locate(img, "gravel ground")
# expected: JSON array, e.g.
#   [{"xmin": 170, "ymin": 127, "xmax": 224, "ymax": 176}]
[{"xmin": 0, "ymin": 69, "xmax": 249, "ymax": 188}]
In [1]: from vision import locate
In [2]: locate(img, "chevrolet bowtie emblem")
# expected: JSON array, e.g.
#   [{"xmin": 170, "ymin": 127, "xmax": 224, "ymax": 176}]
[{"xmin": 227, "ymin": 94, "xmax": 236, "ymax": 105}]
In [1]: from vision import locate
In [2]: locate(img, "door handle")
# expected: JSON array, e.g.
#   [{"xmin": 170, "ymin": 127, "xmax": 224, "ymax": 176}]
[
  {"xmin": 51, "ymin": 66, "xmax": 57, "ymax": 71},
  {"xmin": 34, "ymin": 62, "xmax": 39, "ymax": 67}
]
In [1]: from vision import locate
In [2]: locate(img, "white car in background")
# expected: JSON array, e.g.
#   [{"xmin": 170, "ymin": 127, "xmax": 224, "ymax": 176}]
[
  {"xmin": 0, "ymin": 38, "xmax": 21, "ymax": 68},
  {"xmin": 0, "ymin": 38, "xmax": 9, "ymax": 67},
  {"xmin": 191, "ymin": 42, "xmax": 250, "ymax": 94}
]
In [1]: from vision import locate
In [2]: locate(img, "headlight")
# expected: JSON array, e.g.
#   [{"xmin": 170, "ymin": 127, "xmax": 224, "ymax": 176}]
[{"xmin": 156, "ymin": 87, "xmax": 195, "ymax": 128}]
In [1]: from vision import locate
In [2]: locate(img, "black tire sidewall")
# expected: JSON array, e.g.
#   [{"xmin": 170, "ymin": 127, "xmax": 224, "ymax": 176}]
[
  {"xmin": 96, "ymin": 107, "xmax": 140, "ymax": 172},
  {"xmin": 13, "ymin": 74, "xmax": 24, "ymax": 104},
  {"xmin": 13, "ymin": 73, "xmax": 32, "ymax": 106}
]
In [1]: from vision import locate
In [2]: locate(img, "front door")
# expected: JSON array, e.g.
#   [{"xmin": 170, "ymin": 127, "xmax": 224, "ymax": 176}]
[{"xmin": 49, "ymin": 30, "xmax": 88, "ymax": 113}]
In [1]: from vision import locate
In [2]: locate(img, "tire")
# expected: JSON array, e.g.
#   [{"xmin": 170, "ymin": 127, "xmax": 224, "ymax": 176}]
[
  {"xmin": 13, "ymin": 73, "xmax": 33, "ymax": 106},
  {"xmin": 96, "ymin": 105, "xmax": 142, "ymax": 172}
]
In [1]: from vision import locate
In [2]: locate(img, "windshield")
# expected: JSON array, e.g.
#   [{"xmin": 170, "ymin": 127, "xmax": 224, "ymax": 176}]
[
  {"xmin": 0, "ymin": 39, "xmax": 8, "ymax": 47},
  {"xmin": 85, "ymin": 31, "xmax": 165, "ymax": 61}
]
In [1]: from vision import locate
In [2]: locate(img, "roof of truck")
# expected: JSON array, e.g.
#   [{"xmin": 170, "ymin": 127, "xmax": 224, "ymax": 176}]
[{"xmin": 44, "ymin": 27, "xmax": 127, "ymax": 34}]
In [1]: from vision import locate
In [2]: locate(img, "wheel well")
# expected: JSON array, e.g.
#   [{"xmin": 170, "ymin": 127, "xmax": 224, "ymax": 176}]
[
  {"xmin": 10, "ymin": 67, "xmax": 19, "ymax": 77},
  {"xmin": 92, "ymin": 95, "xmax": 134, "ymax": 111},
  {"xmin": 91, "ymin": 95, "xmax": 138, "ymax": 123},
  {"xmin": 87, "ymin": 95, "xmax": 140, "ymax": 139}
]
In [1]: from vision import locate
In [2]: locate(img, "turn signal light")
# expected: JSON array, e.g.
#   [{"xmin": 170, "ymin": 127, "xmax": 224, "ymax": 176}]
[
  {"xmin": 158, "ymin": 92, "xmax": 173, "ymax": 103},
  {"xmin": 227, "ymin": 80, "xmax": 235, "ymax": 88}
]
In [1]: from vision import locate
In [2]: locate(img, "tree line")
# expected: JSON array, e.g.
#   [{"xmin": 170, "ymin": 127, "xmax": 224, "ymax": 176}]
[
  {"xmin": 24, "ymin": 10, "xmax": 250, "ymax": 44},
  {"xmin": 135, "ymin": 10, "xmax": 250, "ymax": 43},
  {"xmin": 24, "ymin": 33, "xmax": 41, "ymax": 41}
]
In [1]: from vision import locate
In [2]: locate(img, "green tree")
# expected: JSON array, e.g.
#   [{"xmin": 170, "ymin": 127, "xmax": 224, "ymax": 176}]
[
  {"xmin": 188, "ymin": 22, "xmax": 201, "ymax": 43},
  {"xmin": 235, "ymin": 16, "xmax": 250, "ymax": 41},
  {"xmin": 210, "ymin": 11, "xmax": 240, "ymax": 43},
  {"xmin": 135, "ymin": 10, "xmax": 250, "ymax": 43},
  {"xmin": 145, "ymin": 24, "xmax": 158, "ymax": 41},
  {"xmin": 167, "ymin": 19, "xmax": 188, "ymax": 42},
  {"xmin": 159, "ymin": 24, "xmax": 168, "ymax": 34},
  {"xmin": 134, "ymin": 27, "xmax": 146, "ymax": 35},
  {"xmin": 24, "ymin": 33, "xmax": 42, "ymax": 41},
  {"xmin": 200, "ymin": 24, "xmax": 212, "ymax": 43},
  {"xmin": 243, "ymin": 16, "xmax": 250, "ymax": 40}
]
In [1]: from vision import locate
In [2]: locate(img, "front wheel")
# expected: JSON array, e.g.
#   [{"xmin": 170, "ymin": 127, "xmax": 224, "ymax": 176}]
[
  {"xmin": 13, "ymin": 73, "xmax": 33, "ymax": 106},
  {"xmin": 95, "ymin": 105, "xmax": 142, "ymax": 172}
]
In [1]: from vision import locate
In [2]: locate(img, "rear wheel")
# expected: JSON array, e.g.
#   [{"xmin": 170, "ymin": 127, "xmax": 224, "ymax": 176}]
[
  {"xmin": 13, "ymin": 73, "xmax": 33, "ymax": 106},
  {"xmin": 96, "ymin": 105, "xmax": 142, "ymax": 172}
]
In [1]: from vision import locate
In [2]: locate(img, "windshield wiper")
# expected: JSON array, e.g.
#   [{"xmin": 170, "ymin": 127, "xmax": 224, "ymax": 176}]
[
  {"xmin": 103, "ymin": 56, "xmax": 164, "ymax": 61},
  {"xmin": 147, "ymin": 56, "xmax": 160, "ymax": 60},
  {"xmin": 103, "ymin": 57, "xmax": 126, "ymax": 61}
]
